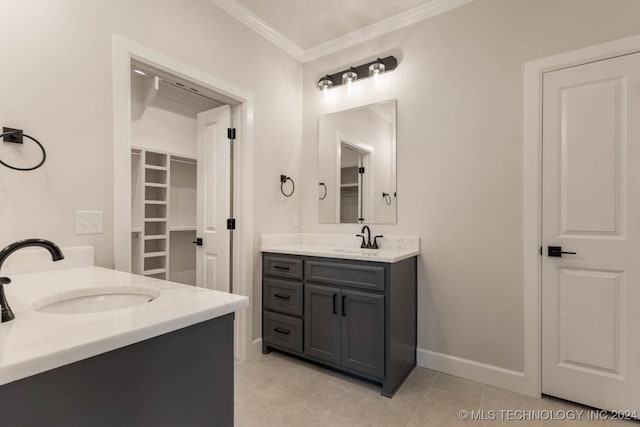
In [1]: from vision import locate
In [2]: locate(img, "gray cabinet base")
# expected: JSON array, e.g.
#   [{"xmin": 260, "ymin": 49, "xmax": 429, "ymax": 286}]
[
  {"xmin": 0, "ymin": 314, "xmax": 234, "ymax": 427},
  {"xmin": 263, "ymin": 343, "xmax": 415, "ymax": 398},
  {"xmin": 262, "ymin": 254, "xmax": 417, "ymax": 398}
]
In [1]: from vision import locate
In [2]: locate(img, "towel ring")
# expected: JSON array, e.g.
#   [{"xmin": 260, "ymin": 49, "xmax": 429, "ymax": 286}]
[
  {"xmin": 319, "ymin": 182, "xmax": 327, "ymax": 200},
  {"xmin": 280, "ymin": 175, "xmax": 295, "ymax": 197},
  {"xmin": 0, "ymin": 129, "xmax": 47, "ymax": 171}
]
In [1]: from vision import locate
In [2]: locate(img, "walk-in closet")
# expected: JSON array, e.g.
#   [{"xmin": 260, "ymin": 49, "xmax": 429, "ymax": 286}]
[{"xmin": 129, "ymin": 60, "xmax": 230, "ymax": 287}]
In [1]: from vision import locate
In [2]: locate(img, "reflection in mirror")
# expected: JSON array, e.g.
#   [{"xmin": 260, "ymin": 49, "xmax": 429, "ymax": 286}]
[{"xmin": 318, "ymin": 99, "xmax": 397, "ymax": 224}]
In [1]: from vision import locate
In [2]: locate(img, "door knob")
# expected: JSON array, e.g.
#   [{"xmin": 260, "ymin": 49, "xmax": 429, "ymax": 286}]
[
  {"xmin": 548, "ymin": 246, "xmax": 577, "ymax": 257},
  {"xmin": 193, "ymin": 237, "xmax": 203, "ymax": 246}
]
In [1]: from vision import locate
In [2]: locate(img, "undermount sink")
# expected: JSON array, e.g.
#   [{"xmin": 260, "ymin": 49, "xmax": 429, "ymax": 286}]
[
  {"xmin": 332, "ymin": 248, "xmax": 379, "ymax": 256},
  {"xmin": 34, "ymin": 285, "xmax": 160, "ymax": 315}
]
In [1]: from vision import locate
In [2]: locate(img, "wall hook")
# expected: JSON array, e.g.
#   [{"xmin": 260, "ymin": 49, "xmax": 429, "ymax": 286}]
[{"xmin": 280, "ymin": 175, "xmax": 295, "ymax": 197}]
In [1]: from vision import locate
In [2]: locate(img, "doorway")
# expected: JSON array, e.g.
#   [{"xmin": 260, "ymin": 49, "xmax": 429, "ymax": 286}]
[
  {"xmin": 129, "ymin": 61, "xmax": 234, "ymax": 293},
  {"xmin": 337, "ymin": 135, "xmax": 373, "ymax": 224},
  {"xmin": 112, "ymin": 35, "xmax": 255, "ymax": 361}
]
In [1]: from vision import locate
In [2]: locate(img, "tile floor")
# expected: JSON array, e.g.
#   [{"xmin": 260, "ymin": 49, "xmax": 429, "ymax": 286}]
[{"xmin": 234, "ymin": 351, "xmax": 638, "ymax": 427}]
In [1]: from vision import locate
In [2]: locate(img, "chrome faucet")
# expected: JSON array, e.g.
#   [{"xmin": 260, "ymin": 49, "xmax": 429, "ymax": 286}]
[
  {"xmin": 0, "ymin": 239, "xmax": 64, "ymax": 322},
  {"xmin": 356, "ymin": 226, "xmax": 383, "ymax": 249}
]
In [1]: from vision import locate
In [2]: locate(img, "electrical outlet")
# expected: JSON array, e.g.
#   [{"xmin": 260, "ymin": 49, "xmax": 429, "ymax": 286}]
[{"xmin": 76, "ymin": 211, "xmax": 104, "ymax": 234}]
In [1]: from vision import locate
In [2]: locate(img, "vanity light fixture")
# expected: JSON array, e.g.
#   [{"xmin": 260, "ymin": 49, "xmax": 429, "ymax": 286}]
[
  {"xmin": 317, "ymin": 75, "xmax": 333, "ymax": 91},
  {"xmin": 369, "ymin": 58, "xmax": 386, "ymax": 76},
  {"xmin": 316, "ymin": 55, "xmax": 397, "ymax": 91},
  {"xmin": 342, "ymin": 67, "xmax": 358, "ymax": 84}
]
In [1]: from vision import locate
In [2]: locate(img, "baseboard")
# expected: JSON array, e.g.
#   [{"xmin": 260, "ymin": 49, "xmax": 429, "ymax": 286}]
[
  {"xmin": 248, "ymin": 338, "xmax": 263, "ymax": 359},
  {"xmin": 417, "ymin": 348, "xmax": 532, "ymax": 396}
]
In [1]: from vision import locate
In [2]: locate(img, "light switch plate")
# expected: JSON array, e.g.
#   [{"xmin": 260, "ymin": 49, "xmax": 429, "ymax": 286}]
[{"xmin": 76, "ymin": 211, "xmax": 103, "ymax": 234}]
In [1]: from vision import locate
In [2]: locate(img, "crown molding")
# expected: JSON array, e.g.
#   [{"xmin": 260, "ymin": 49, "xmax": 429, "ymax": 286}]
[
  {"xmin": 210, "ymin": 0, "xmax": 476, "ymax": 63},
  {"xmin": 209, "ymin": 0, "xmax": 304, "ymax": 61},
  {"xmin": 303, "ymin": 0, "xmax": 476, "ymax": 61}
]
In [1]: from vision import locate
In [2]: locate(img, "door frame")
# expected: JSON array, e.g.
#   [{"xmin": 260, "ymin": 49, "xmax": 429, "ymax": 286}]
[
  {"xmin": 112, "ymin": 35, "xmax": 255, "ymax": 361},
  {"xmin": 523, "ymin": 33, "xmax": 640, "ymax": 397}
]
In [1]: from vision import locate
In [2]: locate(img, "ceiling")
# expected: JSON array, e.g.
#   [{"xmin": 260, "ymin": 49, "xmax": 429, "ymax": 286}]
[
  {"xmin": 235, "ymin": 0, "xmax": 428, "ymax": 50},
  {"xmin": 210, "ymin": 0, "xmax": 475, "ymax": 61}
]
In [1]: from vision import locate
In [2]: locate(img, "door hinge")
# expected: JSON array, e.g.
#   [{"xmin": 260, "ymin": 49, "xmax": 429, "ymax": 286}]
[
  {"xmin": 358, "ymin": 167, "xmax": 365, "ymax": 174},
  {"xmin": 227, "ymin": 218, "xmax": 236, "ymax": 230},
  {"xmin": 227, "ymin": 128, "xmax": 236, "ymax": 140}
]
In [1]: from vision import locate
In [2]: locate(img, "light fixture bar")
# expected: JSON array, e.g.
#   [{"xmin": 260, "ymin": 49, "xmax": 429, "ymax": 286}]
[{"xmin": 316, "ymin": 55, "xmax": 397, "ymax": 91}]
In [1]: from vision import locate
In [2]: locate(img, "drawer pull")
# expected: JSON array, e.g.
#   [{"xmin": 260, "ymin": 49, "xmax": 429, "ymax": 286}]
[
  {"xmin": 274, "ymin": 293, "xmax": 291, "ymax": 300},
  {"xmin": 273, "ymin": 265, "xmax": 291, "ymax": 271},
  {"xmin": 333, "ymin": 293, "xmax": 337, "ymax": 314},
  {"xmin": 274, "ymin": 327, "xmax": 290, "ymax": 335}
]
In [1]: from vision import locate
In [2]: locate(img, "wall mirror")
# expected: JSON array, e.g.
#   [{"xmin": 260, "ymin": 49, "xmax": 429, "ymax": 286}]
[{"xmin": 318, "ymin": 99, "xmax": 397, "ymax": 224}]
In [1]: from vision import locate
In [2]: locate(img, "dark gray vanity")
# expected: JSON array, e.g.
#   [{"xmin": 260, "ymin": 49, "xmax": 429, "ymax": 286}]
[{"xmin": 262, "ymin": 252, "xmax": 417, "ymax": 397}]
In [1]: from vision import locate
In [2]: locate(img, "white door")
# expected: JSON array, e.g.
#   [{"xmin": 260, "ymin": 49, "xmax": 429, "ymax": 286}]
[
  {"xmin": 196, "ymin": 105, "xmax": 230, "ymax": 291},
  {"xmin": 542, "ymin": 52, "xmax": 640, "ymax": 413}
]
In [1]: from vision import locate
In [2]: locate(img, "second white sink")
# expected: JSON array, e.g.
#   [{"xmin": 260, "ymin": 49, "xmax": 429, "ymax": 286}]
[{"xmin": 34, "ymin": 286, "xmax": 160, "ymax": 315}]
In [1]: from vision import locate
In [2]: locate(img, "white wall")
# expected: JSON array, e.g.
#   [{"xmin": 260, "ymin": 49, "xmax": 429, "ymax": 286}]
[
  {"xmin": 0, "ymin": 0, "xmax": 303, "ymax": 341},
  {"xmin": 301, "ymin": 0, "xmax": 640, "ymax": 374}
]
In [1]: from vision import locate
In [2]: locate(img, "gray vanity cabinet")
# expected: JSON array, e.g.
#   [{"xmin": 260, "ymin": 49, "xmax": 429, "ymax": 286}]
[
  {"xmin": 304, "ymin": 284, "xmax": 384, "ymax": 378},
  {"xmin": 262, "ymin": 253, "xmax": 416, "ymax": 397},
  {"xmin": 340, "ymin": 289, "xmax": 384, "ymax": 378},
  {"xmin": 304, "ymin": 283, "xmax": 341, "ymax": 364}
]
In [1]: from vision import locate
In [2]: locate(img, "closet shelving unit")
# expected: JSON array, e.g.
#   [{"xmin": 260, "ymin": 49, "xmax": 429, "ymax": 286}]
[{"xmin": 131, "ymin": 147, "xmax": 197, "ymax": 285}]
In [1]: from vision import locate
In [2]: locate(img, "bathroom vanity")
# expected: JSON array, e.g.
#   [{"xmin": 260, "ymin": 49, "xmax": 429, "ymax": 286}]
[
  {"xmin": 0, "ymin": 260, "xmax": 248, "ymax": 426},
  {"xmin": 261, "ymin": 234, "xmax": 419, "ymax": 397}
]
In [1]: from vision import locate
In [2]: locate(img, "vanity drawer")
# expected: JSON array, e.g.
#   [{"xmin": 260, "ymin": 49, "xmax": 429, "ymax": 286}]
[
  {"xmin": 305, "ymin": 260, "xmax": 386, "ymax": 292},
  {"xmin": 264, "ymin": 312, "xmax": 303, "ymax": 353},
  {"xmin": 264, "ymin": 278, "xmax": 303, "ymax": 317},
  {"xmin": 264, "ymin": 255, "xmax": 303, "ymax": 280}
]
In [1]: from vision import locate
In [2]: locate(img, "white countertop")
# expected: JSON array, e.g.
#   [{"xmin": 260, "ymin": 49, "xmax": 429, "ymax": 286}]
[
  {"xmin": 260, "ymin": 233, "xmax": 420, "ymax": 263},
  {"xmin": 0, "ymin": 266, "xmax": 249, "ymax": 386}
]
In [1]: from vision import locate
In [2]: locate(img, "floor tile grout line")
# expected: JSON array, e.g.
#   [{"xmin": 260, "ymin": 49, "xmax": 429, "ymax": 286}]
[{"xmin": 405, "ymin": 372, "xmax": 440, "ymax": 427}]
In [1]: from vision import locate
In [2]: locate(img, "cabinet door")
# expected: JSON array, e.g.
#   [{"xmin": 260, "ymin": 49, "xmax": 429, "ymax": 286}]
[
  {"xmin": 341, "ymin": 290, "xmax": 384, "ymax": 378},
  {"xmin": 304, "ymin": 284, "xmax": 341, "ymax": 364}
]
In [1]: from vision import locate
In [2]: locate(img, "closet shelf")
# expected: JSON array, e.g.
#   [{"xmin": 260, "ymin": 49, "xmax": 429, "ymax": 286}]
[
  {"xmin": 145, "ymin": 218, "xmax": 167, "ymax": 222},
  {"xmin": 145, "ymin": 183, "xmax": 167, "ymax": 188},
  {"xmin": 144, "ymin": 200, "xmax": 167, "ymax": 205},
  {"xmin": 144, "ymin": 252, "xmax": 167, "ymax": 258},
  {"xmin": 169, "ymin": 226, "xmax": 196, "ymax": 232},
  {"xmin": 143, "ymin": 268, "xmax": 167, "ymax": 276},
  {"xmin": 145, "ymin": 164, "xmax": 167, "ymax": 171},
  {"xmin": 144, "ymin": 235, "xmax": 167, "ymax": 240},
  {"xmin": 131, "ymin": 227, "xmax": 143, "ymax": 233}
]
